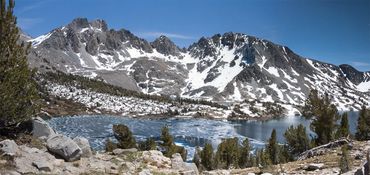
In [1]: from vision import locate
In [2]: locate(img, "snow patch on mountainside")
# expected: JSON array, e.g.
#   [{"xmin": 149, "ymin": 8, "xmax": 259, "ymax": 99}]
[
  {"xmin": 29, "ymin": 32, "xmax": 53, "ymax": 47},
  {"xmin": 357, "ymin": 81, "xmax": 370, "ymax": 92},
  {"xmin": 184, "ymin": 46, "xmax": 245, "ymax": 93},
  {"xmin": 266, "ymin": 66, "xmax": 280, "ymax": 77}
]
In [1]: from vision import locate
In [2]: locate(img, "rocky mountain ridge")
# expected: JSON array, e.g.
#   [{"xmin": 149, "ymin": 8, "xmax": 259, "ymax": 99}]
[{"xmin": 25, "ymin": 18, "xmax": 370, "ymax": 113}]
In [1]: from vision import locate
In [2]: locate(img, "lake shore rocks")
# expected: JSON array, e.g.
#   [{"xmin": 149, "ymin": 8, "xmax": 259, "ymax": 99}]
[
  {"xmin": 32, "ymin": 117, "xmax": 56, "ymax": 138},
  {"xmin": 1, "ymin": 138, "xmax": 370, "ymax": 174}
]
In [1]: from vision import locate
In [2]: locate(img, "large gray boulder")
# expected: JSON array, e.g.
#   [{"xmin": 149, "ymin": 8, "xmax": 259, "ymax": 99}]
[
  {"xmin": 73, "ymin": 137, "xmax": 92, "ymax": 158},
  {"xmin": 32, "ymin": 117, "xmax": 56, "ymax": 138},
  {"xmin": 0, "ymin": 139, "xmax": 19, "ymax": 156},
  {"xmin": 46, "ymin": 134, "xmax": 82, "ymax": 162}
]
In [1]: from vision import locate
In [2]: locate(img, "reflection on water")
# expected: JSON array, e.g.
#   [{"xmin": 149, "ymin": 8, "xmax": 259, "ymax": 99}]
[{"xmin": 47, "ymin": 112, "xmax": 358, "ymax": 160}]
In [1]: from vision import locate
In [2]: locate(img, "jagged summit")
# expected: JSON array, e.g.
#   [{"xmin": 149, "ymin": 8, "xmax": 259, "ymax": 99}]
[
  {"xmin": 66, "ymin": 18, "xmax": 108, "ymax": 32},
  {"xmin": 25, "ymin": 18, "xmax": 370, "ymax": 112},
  {"xmin": 151, "ymin": 35, "xmax": 182, "ymax": 56}
]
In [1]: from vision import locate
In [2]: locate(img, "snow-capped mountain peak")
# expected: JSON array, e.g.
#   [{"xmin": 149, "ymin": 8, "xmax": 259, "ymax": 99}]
[{"xmin": 26, "ymin": 18, "xmax": 370, "ymax": 112}]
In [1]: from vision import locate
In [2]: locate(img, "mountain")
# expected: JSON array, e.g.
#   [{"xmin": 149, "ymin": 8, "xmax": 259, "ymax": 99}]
[{"xmin": 26, "ymin": 18, "xmax": 370, "ymax": 112}]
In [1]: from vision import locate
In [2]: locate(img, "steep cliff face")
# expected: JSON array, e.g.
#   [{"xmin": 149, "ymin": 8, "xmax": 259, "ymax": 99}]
[{"xmin": 26, "ymin": 18, "xmax": 370, "ymax": 111}]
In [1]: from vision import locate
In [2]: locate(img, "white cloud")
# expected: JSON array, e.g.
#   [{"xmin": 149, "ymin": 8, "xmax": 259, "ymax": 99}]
[
  {"xmin": 138, "ymin": 32, "xmax": 196, "ymax": 40},
  {"xmin": 352, "ymin": 61, "xmax": 370, "ymax": 67}
]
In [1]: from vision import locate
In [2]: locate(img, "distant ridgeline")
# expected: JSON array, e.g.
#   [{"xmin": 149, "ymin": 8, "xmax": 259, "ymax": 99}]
[{"xmin": 24, "ymin": 18, "xmax": 369, "ymax": 114}]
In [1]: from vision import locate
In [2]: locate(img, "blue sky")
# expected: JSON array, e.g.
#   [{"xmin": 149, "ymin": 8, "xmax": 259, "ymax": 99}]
[{"xmin": 14, "ymin": 0, "xmax": 370, "ymax": 71}]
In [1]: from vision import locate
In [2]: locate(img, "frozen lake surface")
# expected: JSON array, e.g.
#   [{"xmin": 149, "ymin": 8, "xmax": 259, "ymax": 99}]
[{"xmin": 47, "ymin": 112, "xmax": 358, "ymax": 160}]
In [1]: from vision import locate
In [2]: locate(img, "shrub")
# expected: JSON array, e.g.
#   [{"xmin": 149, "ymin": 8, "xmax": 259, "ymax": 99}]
[{"xmin": 113, "ymin": 124, "xmax": 137, "ymax": 149}]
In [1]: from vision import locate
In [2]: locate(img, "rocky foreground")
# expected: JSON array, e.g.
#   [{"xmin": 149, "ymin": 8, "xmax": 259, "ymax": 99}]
[{"xmin": 0, "ymin": 117, "xmax": 369, "ymax": 175}]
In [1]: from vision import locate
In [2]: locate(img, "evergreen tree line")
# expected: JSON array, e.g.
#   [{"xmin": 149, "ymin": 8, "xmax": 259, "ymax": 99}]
[
  {"xmin": 105, "ymin": 124, "xmax": 187, "ymax": 161},
  {"xmin": 195, "ymin": 89, "xmax": 370, "ymax": 171}
]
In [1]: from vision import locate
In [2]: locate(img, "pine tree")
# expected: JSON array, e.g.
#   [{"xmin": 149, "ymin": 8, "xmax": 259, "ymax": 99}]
[
  {"xmin": 267, "ymin": 129, "xmax": 279, "ymax": 164},
  {"xmin": 113, "ymin": 124, "xmax": 136, "ymax": 149},
  {"xmin": 303, "ymin": 90, "xmax": 339, "ymax": 145},
  {"xmin": 0, "ymin": 0, "xmax": 39, "ymax": 131},
  {"xmin": 200, "ymin": 143, "xmax": 214, "ymax": 171},
  {"xmin": 284, "ymin": 124, "xmax": 310, "ymax": 157},
  {"xmin": 336, "ymin": 112, "xmax": 350, "ymax": 139},
  {"xmin": 160, "ymin": 125, "xmax": 176, "ymax": 157},
  {"xmin": 215, "ymin": 137, "xmax": 240, "ymax": 169},
  {"xmin": 239, "ymin": 138, "xmax": 251, "ymax": 168},
  {"xmin": 355, "ymin": 106, "xmax": 370, "ymax": 141}
]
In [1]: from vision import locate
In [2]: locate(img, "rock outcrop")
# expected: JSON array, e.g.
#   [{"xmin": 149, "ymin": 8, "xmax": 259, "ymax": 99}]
[{"xmin": 46, "ymin": 134, "xmax": 82, "ymax": 162}]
